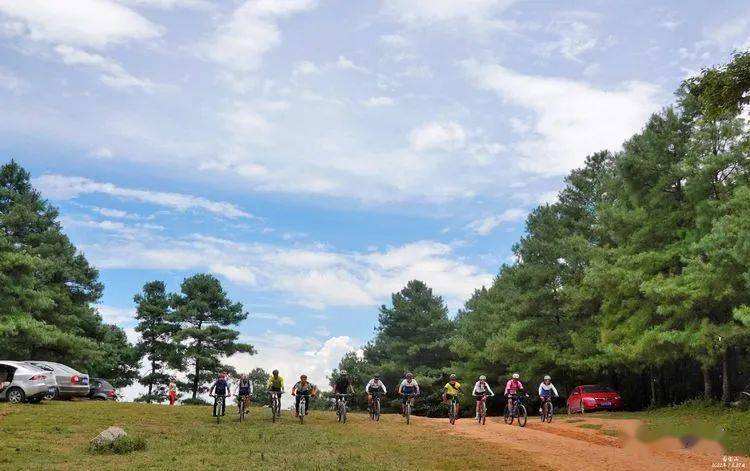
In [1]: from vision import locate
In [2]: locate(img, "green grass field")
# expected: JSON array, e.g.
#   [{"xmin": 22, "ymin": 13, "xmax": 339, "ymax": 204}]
[
  {"xmin": 599, "ymin": 402, "xmax": 750, "ymax": 456},
  {"xmin": 0, "ymin": 401, "xmax": 537, "ymax": 470}
]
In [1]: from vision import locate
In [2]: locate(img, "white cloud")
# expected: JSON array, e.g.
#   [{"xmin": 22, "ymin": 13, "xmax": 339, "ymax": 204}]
[
  {"xmin": 54, "ymin": 45, "xmax": 154, "ymax": 92},
  {"xmin": 335, "ymin": 55, "xmax": 367, "ymax": 73},
  {"xmin": 464, "ymin": 60, "xmax": 660, "ymax": 175},
  {"xmin": 293, "ymin": 60, "xmax": 319, "ymax": 77},
  {"xmin": 382, "ymin": 0, "xmax": 517, "ymax": 26},
  {"xmin": 90, "ymin": 147, "xmax": 115, "ymax": 159},
  {"xmin": 80, "ymin": 234, "xmax": 492, "ymax": 310},
  {"xmin": 466, "ymin": 208, "xmax": 527, "ymax": 235},
  {"xmin": 123, "ymin": 0, "xmax": 212, "ymax": 9},
  {"xmin": 209, "ymin": 263, "xmax": 257, "ymax": 285},
  {"xmin": 222, "ymin": 105, "xmax": 273, "ymax": 144},
  {"xmin": 97, "ymin": 305, "xmax": 136, "ymax": 325},
  {"xmin": 35, "ymin": 174, "xmax": 253, "ymax": 219},
  {"xmin": 380, "ymin": 33, "xmax": 408, "ymax": 47},
  {"xmin": 0, "ymin": 0, "xmax": 160, "ymax": 48},
  {"xmin": 362, "ymin": 96, "xmax": 395, "ymax": 107},
  {"xmin": 409, "ymin": 121, "xmax": 466, "ymax": 152},
  {"xmin": 206, "ymin": 0, "xmax": 317, "ymax": 71},
  {"xmin": 252, "ymin": 313, "xmax": 296, "ymax": 326},
  {"xmin": 538, "ymin": 19, "xmax": 598, "ymax": 61},
  {"xmin": 227, "ymin": 334, "xmax": 361, "ymax": 393},
  {"xmin": 0, "ymin": 66, "xmax": 24, "ymax": 94},
  {"xmin": 705, "ymin": 16, "xmax": 750, "ymax": 50}
]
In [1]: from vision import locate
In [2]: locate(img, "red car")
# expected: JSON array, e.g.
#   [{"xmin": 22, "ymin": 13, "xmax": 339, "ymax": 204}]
[{"xmin": 566, "ymin": 385, "xmax": 623, "ymax": 413}]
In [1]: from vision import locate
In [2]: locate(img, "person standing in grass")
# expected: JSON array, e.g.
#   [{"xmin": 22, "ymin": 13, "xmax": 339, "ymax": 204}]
[{"xmin": 168, "ymin": 379, "xmax": 177, "ymax": 406}]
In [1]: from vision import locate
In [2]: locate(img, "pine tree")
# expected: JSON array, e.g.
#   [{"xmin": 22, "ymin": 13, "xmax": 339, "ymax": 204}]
[{"xmin": 171, "ymin": 274, "xmax": 255, "ymax": 399}]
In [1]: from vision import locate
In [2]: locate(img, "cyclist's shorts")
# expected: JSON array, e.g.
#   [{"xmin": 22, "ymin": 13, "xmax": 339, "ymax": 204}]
[
  {"xmin": 474, "ymin": 393, "xmax": 489, "ymax": 400},
  {"xmin": 445, "ymin": 393, "xmax": 458, "ymax": 401},
  {"xmin": 368, "ymin": 388, "xmax": 384, "ymax": 395},
  {"xmin": 401, "ymin": 394, "xmax": 414, "ymax": 404},
  {"xmin": 269, "ymin": 387, "xmax": 282, "ymax": 393},
  {"xmin": 540, "ymin": 391, "xmax": 552, "ymax": 399}
]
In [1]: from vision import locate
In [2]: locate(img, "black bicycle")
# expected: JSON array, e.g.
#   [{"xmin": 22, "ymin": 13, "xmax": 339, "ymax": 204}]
[
  {"xmin": 335, "ymin": 393, "xmax": 350, "ymax": 424},
  {"xmin": 369, "ymin": 391, "xmax": 383, "ymax": 421},
  {"xmin": 268, "ymin": 391, "xmax": 283, "ymax": 423},
  {"xmin": 211, "ymin": 394, "xmax": 227, "ymax": 424},
  {"xmin": 447, "ymin": 394, "xmax": 461, "ymax": 425},
  {"xmin": 402, "ymin": 393, "xmax": 417, "ymax": 425},
  {"xmin": 540, "ymin": 396, "xmax": 554, "ymax": 423},
  {"xmin": 238, "ymin": 394, "xmax": 250, "ymax": 422},
  {"xmin": 504, "ymin": 394, "xmax": 527, "ymax": 427}
]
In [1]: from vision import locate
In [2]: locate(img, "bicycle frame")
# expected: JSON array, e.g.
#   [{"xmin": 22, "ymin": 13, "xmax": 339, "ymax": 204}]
[
  {"xmin": 212, "ymin": 394, "xmax": 226, "ymax": 423},
  {"xmin": 268, "ymin": 391, "xmax": 283, "ymax": 422},
  {"xmin": 335, "ymin": 394, "xmax": 350, "ymax": 423}
]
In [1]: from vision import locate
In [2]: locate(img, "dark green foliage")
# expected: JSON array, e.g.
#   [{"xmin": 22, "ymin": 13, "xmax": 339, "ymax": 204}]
[
  {"xmin": 171, "ymin": 273, "xmax": 255, "ymax": 398},
  {"xmin": 134, "ymin": 281, "xmax": 178, "ymax": 400},
  {"xmin": 0, "ymin": 160, "xmax": 138, "ymax": 387}
]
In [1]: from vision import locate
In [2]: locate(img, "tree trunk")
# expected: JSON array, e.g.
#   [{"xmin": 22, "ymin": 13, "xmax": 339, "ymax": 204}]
[
  {"xmin": 650, "ymin": 369, "xmax": 658, "ymax": 407},
  {"xmin": 721, "ymin": 348, "xmax": 731, "ymax": 404},
  {"xmin": 147, "ymin": 358, "xmax": 156, "ymax": 403},
  {"xmin": 192, "ymin": 359, "xmax": 199, "ymax": 399},
  {"xmin": 702, "ymin": 366, "xmax": 712, "ymax": 401}
]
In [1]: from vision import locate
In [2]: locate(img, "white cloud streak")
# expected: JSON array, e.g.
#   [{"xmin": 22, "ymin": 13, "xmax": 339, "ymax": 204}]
[{"xmin": 35, "ymin": 175, "xmax": 253, "ymax": 219}]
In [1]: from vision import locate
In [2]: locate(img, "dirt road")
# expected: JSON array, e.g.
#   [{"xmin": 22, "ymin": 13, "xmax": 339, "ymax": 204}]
[{"xmin": 414, "ymin": 413, "xmax": 739, "ymax": 471}]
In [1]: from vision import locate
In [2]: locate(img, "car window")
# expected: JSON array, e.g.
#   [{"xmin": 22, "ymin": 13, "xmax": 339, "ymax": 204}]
[
  {"xmin": 27, "ymin": 362, "xmax": 55, "ymax": 372},
  {"xmin": 49, "ymin": 363, "xmax": 78, "ymax": 374},
  {"xmin": 582, "ymin": 385, "xmax": 615, "ymax": 393}
]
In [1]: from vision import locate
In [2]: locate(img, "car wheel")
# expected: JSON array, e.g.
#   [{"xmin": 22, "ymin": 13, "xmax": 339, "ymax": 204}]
[
  {"xmin": 44, "ymin": 388, "xmax": 58, "ymax": 400},
  {"xmin": 95, "ymin": 396, "xmax": 106, "ymax": 401},
  {"xmin": 7, "ymin": 387, "xmax": 26, "ymax": 404},
  {"xmin": 579, "ymin": 400, "xmax": 585, "ymax": 414},
  {"xmin": 567, "ymin": 403, "xmax": 573, "ymax": 414}
]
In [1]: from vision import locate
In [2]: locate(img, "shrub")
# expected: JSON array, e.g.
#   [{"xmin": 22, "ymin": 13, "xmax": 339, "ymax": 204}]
[
  {"xmin": 181, "ymin": 397, "xmax": 210, "ymax": 406},
  {"xmin": 90, "ymin": 435, "xmax": 146, "ymax": 455}
]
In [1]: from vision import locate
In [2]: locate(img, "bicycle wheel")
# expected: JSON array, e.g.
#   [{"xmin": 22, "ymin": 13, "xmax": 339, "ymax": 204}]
[
  {"xmin": 503, "ymin": 405, "xmax": 513, "ymax": 424},
  {"xmin": 406, "ymin": 402, "xmax": 411, "ymax": 425},
  {"xmin": 545, "ymin": 402, "xmax": 553, "ymax": 423},
  {"xmin": 342, "ymin": 403, "xmax": 347, "ymax": 424},
  {"xmin": 448, "ymin": 402, "xmax": 455, "ymax": 425},
  {"xmin": 482, "ymin": 402, "xmax": 487, "ymax": 425},
  {"xmin": 518, "ymin": 404, "xmax": 527, "ymax": 427},
  {"xmin": 299, "ymin": 402, "xmax": 305, "ymax": 424},
  {"xmin": 375, "ymin": 400, "xmax": 380, "ymax": 422},
  {"xmin": 239, "ymin": 400, "xmax": 244, "ymax": 422}
]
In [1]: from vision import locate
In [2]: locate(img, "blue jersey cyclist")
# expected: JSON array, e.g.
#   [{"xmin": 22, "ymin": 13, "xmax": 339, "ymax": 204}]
[
  {"xmin": 209, "ymin": 372, "xmax": 231, "ymax": 417},
  {"xmin": 397, "ymin": 372, "xmax": 420, "ymax": 415}
]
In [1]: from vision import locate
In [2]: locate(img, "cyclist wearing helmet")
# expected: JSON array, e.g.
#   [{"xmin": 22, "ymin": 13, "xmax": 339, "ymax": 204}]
[
  {"xmin": 398, "ymin": 372, "xmax": 420, "ymax": 415},
  {"xmin": 234, "ymin": 373, "xmax": 253, "ymax": 414},
  {"xmin": 267, "ymin": 369, "xmax": 285, "ymax": 403},
  {"xmin": 333, "ymin": 370, "xmax": 354, "ymax": 410},
  {"xmin": 473, "ymin": 375, "xmax": 495, "ymax": 419},
  {"xmin": 292, "ymin": 374, "xmax": 315, "ymax": 417},
  {"xmin": 443, "ymin": 374, "xmax": 463, "ymax": 417},
  {"xmin": 538, "ymin": 374, "xmax": 559, "ymax": 413},
  {"xmin": 365, "ymin": 374, "xmax": 387, "ymax": 411},
  {"xmin": 504, "ymin": 373, "xmax": 527, "ymax": 412}
]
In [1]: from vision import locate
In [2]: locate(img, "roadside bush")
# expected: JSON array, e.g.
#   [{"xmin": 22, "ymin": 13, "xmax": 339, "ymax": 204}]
[
  {"xmin": 89, "ymin": 435, "xmax": 146, "ymax": 455},
  {"xmin": 181, "ymin": 397, "xmax": 209, "ymax": 406}
]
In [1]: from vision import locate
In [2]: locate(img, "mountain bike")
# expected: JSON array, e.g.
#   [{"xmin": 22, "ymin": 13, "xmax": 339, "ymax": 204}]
[
  {"xmin": 238, "ymin": 395, "xmax": 250, "ymax": 422},
  {"xmin": 370, "ymin": 391, "xmax": 383, "ymax": 421},
  {"xmin": 476, "ymin": 393, "xmax": 493, "ymax": 425},
  {"xmin": 540, "ymin": 396, "xmax": 554, "ymax": 423},
  {"xmin": 268, "ymin": 391, "xmax": 283, "ymax": 423},
  {"xmin": 296, "ymin": 393, "xmax": 310, "ymax": 424},
  {"xmin": 403, "ymin": 393, "xmax": 417, "ymax": 425},
  {"xmin": 447, "ymin": 394, "xmax": 461, "ymax": 425},
  {"xmin": 335, "ymin": 394, "xmax": 350, "ymax": 424},
  {"xmin": 503, "ymin": 394, "xmax": 527, "ymax": 427},
  {"xmin": 211, "ymin": 394, "xmax": 227, "ymax": 424}
]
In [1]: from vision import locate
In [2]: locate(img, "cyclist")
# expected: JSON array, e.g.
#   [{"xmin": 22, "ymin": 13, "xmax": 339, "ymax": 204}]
[
  {"xmin": 538, "ymin": 374, "xmax": 559, "ymax": 413},
  {"xmin": 365, "ymin": 374, "xmax": 387, "ymax": 411},
  {"xmin": 235, "ymin": 373, "xmax": 253, "ymax": 414},
  {"xmin": 208, "ymin": 372, "xmax": 231, "ymax": 417},
  {"xmin": 473, "ymin": 375, "xmax": 495, "ymax": 419},
  {"xmin": 504, "ymin": 373, "xmax": 527, "ymax": 413},
  {"xmin": 443, "ymin": 374, "xmax": 463, "ymax": 418},
  {"xmin": 291, "ymin": 374, "xmax": 314, "ymax": 417},
  {"xmin": 267, "ymin": 369, "xmax": 285, "ymax": 402},
  {"xmin": 333, "ymin": 370, "xmax": 354, "ymax": 410},
  {"xmin": 398, "ymin": 372, "xmax": 420, "ymax": 415}
]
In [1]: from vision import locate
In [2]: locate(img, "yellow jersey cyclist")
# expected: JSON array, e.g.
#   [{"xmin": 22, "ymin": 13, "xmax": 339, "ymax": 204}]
[
  {"xmin": 267, "ymin": 369, "xmax": 285, "ymax": 402},
  {"xmin": 443, "ymin": 374, "xmax": 463, "ymax": 417}
]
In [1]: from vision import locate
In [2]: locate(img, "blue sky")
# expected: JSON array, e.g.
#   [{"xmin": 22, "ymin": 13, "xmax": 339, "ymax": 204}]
[{"xmin": 1, "ymin": 0, "xmax": 748, "ymax": 392}]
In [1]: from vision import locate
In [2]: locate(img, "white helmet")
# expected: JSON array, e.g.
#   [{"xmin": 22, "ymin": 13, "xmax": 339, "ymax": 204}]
[
  {"xmin": 512, "ymin": 373, "xmax": 520, "ymax": 379},
  {"xmin": 479, "ymin": 375, "xmax": 486, "ymax": 381},
  {"xmin": 543, "ymin": 375, "xmax": 551, "ymax": 381}
]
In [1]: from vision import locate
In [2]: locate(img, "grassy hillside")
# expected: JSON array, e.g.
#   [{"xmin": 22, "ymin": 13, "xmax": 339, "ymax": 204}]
[
  {"xmin": 609, "ymin": 402, "xmax": 750, "ymax": 456},
  {"xmin": 0, "ymin": 401, "xmax": 537, "ymax": 470}
]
